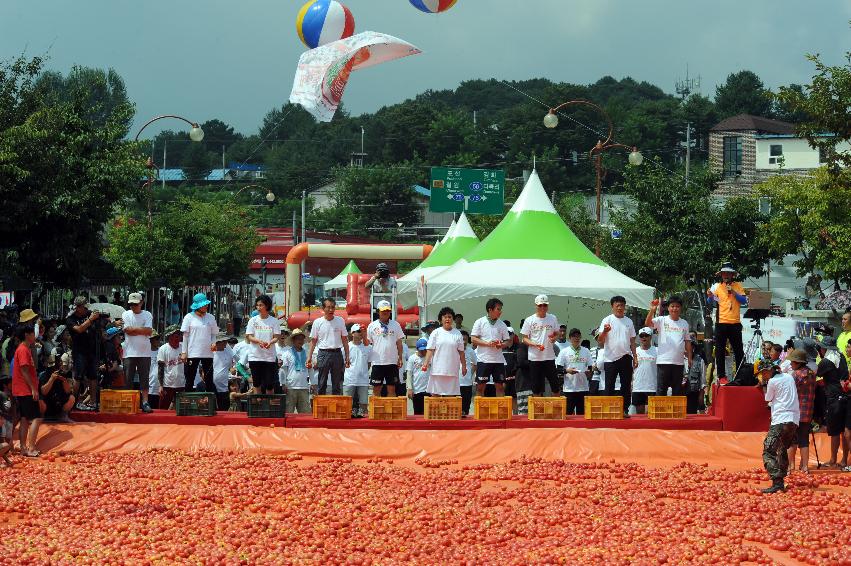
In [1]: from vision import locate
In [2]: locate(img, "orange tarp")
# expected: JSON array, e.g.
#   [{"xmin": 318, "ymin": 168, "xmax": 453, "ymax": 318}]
[{"xmin": 35, "ymin": 423, "xmax": 833, "ymax": 471}]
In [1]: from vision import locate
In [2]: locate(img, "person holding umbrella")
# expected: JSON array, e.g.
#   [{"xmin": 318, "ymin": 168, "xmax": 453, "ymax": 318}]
[{"xmin": 706, "ymin": 262, "xmax": 748, "ymax": 385}]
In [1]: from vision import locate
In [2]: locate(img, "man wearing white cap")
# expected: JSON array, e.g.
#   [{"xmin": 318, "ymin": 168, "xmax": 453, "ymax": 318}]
[
  {"xmin": 121, "ymin": 292, "xmax": 154, "ymax": 413},
  {"xmin": 520, "ymin": 295, "xmax": 560, "ymax": 397},
  {"xmin": 365, "ymin": 300, "xmax": 405, "ymax": 398}
]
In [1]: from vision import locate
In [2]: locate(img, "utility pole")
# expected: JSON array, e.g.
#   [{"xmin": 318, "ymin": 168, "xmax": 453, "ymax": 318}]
[
  {"xmin": 685, "ymin": 122, "xmax": 692, "ymax": 187},
  {"xmin": 473, "ymin": 110, "xmax": 477, "ymax": 128},
  {"xmin": 222, "ymin": 144, "xmax": 226, "ymax": 174},
  {"xmin": 162, "ymin": 141, "xmax": 167, "ymax": 190}
]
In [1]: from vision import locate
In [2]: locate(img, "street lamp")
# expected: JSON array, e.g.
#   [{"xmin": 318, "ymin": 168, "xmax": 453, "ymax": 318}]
[
  {"xmin": 543, "ymin": 102, "xmax": 642, "ymax": 256},
  {"xmin": 232, "ymin": 184, "xmax": 276, "ymax": 204},
  {"xmin": 135, "ymin": 115, "xmax": 205, "ymax": 227}
]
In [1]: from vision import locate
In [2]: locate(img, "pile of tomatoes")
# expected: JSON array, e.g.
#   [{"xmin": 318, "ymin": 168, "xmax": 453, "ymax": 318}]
[{"xmin": 1, "ymin": 451, "xmax": 849, "ymax": 565}]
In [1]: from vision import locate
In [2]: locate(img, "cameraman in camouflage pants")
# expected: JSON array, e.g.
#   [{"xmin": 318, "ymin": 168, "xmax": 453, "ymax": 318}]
[{"xmin": 760, "ymin": 365, "xmax": 799, "ymax": 493}]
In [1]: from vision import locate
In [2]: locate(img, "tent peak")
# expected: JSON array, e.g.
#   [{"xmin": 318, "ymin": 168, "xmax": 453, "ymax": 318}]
[
  {"xmin": 453, "ymin": 213, "xmax": 478, "ymax": 240},
  {"xmin": 511, "ymin": 170, "xmax": 557, "ymax": 215},
  {"xmin": 440, "ymin": 219, "xmax": 457, "ymax": 243}
]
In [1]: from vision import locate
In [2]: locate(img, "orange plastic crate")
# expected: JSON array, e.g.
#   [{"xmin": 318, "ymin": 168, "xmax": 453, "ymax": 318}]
[
  {"xmin": 648, "ymin": 396, "xmax": 687, "ymax": 419},
  {"xmin": 584, "ymin": 396, "xmax": 624, "ymax": 420},
  {"xmin": 99, "ymin": 389, "xmax": 140, "ymax": 415},
  {"xmin": 368, "ymin": 396, "xmax": 408, "ymax": 420},
  {"xmin": 312, "ymin": 395, "xmax": 352, "ymax": 419},
  {"xmin": 473, "ymin": 396, "xmax": 512, "ymax": 420},
  {"xmin": 424, "ymin": 396, "xmax": 462, "ymax": 420},
  {"xmin": 528, "ymin": 396, "xmax": 566, "ymax": 420}
]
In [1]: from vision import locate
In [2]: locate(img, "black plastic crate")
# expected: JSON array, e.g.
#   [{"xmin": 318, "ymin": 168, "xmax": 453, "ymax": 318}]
[
  {"xmin": 175, "ymin": 392, "xmax": 217, "ymax": 417},
  {"xmin": 247, "ymin": 394, "xmax": 286, "ymax": 418}
]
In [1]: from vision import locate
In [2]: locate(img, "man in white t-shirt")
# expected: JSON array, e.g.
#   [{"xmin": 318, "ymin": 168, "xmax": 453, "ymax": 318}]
[
  {"xmin": 279, "ymin": 329, "xmax": 311, "ymax": 414},
  {"xmin": 520, "ymin": 295, "xmax": 560, "ymax": 397},
  {"xmin": 121, "ymin": 292, "xmax": 155, "ymax": 412},
  {"xmin": 157, "ymin": 325, "xmax": 186, "ymax": 410},
  {"xmin": 760, "ymin": 367, "xmax": 800, "ymax": 493},
  {"xmin": 631, "ymin": 327, "xmax": 658, "ymax": 414},
  {"xmin": 306, "ymin": 298, "xmax": 350, "ymax": 395},
  {"xmin": 406, "ymin": 338, "xmax": 430, "ymax": 415},
  {"xmin": 365, "ymin": 300, "xmax": 404, "ymax": 398},
  {"xmin": 597, "ymin": 295, "xmax": 637, "ymax": 417},
  {"xmin": 471, "ymin": 298, "xmax": 512, "ymax": 398},
  {"xmin": 344, "ymin": 324, "xmax": 372, "ymax": 417},
  {"xmin": 556, "ymin": 328, "xmax": 592, "ymax": 415},
  {"xmin": 645, "ymin": 295, "xmax": 692, "ymax": 396}
]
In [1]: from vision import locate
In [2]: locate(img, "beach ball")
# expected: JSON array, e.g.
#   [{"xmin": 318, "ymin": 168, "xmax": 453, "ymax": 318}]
[
  {"xmin": 296, "ymin": 0, "xmax": 355, "ymax": 49},
  {"xmin": 409, "ymin": 0, "xmax": 458, "ymax": 13}
]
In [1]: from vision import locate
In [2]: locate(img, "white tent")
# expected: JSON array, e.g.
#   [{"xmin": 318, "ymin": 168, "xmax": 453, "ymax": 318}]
[
  {"xmin": 424, "ymin": 171, "xmax": 654, "ymax": 332},
  {"xmin": 397, "ymin": 214, "xmax": 479, "ymax": 308},
  {"xmin": 323, "ymin": 260, "xmax": 362, "ymax": 291}
]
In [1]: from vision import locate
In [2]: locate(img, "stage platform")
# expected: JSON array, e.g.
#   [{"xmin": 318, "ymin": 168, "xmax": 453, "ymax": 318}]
[{"xmin": 70, "ymin": 409, "xmax": 724, "ymax": 431}]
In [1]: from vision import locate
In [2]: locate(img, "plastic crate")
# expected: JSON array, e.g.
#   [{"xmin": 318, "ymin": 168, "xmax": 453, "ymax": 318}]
[
  {"xmin": 312, "ymin": 395, "xmax": 353, "ymax": 419},
  {"xmin": 648, "ymin": 396, "xmax": 687, "ymax": 419},
  {"xmin": 368, "ymin": 396, "xmax": 408, "ymax": 420},
  {"xmin": 584, "ymin": 396, "xmax": 624, "ymax": 420},
  {"xmin": 424, "ymin": 396, "xmax": 463, "ymax": 420},
  {"xmin": 175, "ymin": 392, "xmax": 217, "ymax": 417},
  {"xmin": 99, "ymin": 389, "xmax": 140, "ymax": 415},
  {"xmin": 247, "ymin": 394, "xmax": 286, "ymax": 418},
  {"xmin": 473, "ymin": 396, "xmax": 513, "ymax": 420},
  {"xmin": 528, "ymin": 396, "xmax": 566, "ymax": 420}
]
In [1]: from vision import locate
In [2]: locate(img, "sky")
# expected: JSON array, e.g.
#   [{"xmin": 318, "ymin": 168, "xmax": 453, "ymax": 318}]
[{"xmin": 2, "ymin": 0, "xmax": 849, "ymax": 138}]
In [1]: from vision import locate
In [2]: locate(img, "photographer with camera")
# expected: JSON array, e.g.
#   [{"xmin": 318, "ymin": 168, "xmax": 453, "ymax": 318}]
[
  {"xmin": 39, "ymin": 352, "xmax": 75, "ymax": 423},
  {"xmin": 66, "ymin": 296, "xmax": 103, "ymax": 409},
  {"xmin": 706, "ymin": 262, "xmax": 748, "ymax": 386},
  {"xmin": 365, "ymin": 263, "xmax": 397, "ymax": 317}
]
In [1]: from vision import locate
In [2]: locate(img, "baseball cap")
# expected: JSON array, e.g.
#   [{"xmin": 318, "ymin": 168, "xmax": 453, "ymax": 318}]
[
  {"xmin": 127, "ymin": 292, "xmax": 143, "ymax": 304},
  {"xmin": 638, "ymin": 327, "xmax": 653, "ymax": 337},
  {"xmin": 106, "ymin": 326, "xmax": 123, "ymax": 338},
  {"xmin": 534, "ymin": 294, "xmax": 549, "ymax": 306},
  {"xmin": 291, "ymin": 328, "xmax": 306, "ymax": 338},
  {"xmin": 350, "ymin": 323, "xmax": 362, "ymax": 332},
  {"xmin": 416, "ymin": 338, "xmax": 428, "ymax": 351},
  {"xmin": 377, "ymin": 300, "xmax": 392, "ymax": 311},
  {"xmin": 73, "ymin": 296, "xmax": 89, "ymax": 307}
]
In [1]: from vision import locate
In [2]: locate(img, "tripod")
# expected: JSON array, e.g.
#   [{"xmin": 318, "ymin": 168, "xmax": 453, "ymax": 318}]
[{"xmin": 731, "ymin": 319, "xmax": 763, "ymax": 385}]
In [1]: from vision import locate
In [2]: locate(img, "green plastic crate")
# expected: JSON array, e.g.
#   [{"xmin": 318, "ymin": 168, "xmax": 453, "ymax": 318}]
[
  {"xmin": 175, "ymin": 392, "xmax": 217, "ymax": 417},
  {"xmin": 247, "ymin": 394, "xmax": 286, "ymax": 418}
]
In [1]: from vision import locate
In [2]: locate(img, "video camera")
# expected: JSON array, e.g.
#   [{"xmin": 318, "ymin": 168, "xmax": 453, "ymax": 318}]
[{"xmin": 376, "ymin": 263, "xmax": 390, "ymax": 279}]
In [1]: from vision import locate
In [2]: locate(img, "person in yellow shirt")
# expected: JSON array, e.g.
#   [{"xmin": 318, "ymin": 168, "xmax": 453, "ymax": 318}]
[
  {"xmin": 836, "ymin": 310, "xmax": 851, "ymax": 367},
  {"xmin": 707, "ymin": 262, "xmax": 749, "ymax": 385}
]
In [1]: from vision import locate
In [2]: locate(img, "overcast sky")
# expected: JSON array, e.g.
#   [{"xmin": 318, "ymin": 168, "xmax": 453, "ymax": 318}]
[{"xmin": 3, "ymin": 0, "xmax": 849, "ymax": 138}]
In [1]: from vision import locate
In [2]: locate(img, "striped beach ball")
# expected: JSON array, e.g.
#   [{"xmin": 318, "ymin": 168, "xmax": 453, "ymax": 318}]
[
  {"xmin": 408, "ymin": 0, "xmax": 458, "ymax": 13},
  {"xmin": 296, "ymin": 0, "xmax": 355, "ymax": 49}
]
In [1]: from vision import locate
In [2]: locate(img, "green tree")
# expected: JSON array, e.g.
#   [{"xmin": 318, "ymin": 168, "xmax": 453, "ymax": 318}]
[
  {"xmin": 715, "ymin": 70, "xmax": 773, "ymax": 118},
  {"xmin": 35, "ymin": 66, "xmax": 132, "ymax": 130},
  {"xmin": 756, "ymin": 168, "xmax": 851, "ymax": 287},
  {"xmin": 0, "ymin": 56, "xmax": 144, "ymax": 286},
  {"xmin": 776, "ymin": 47, "xmax": 851, "ymax": 170},
  {"xmin": 603, "ymin": 161, "xmax": 768, "ymax": 294},
  {"xmin": 106, "ymin": 198, "xmax": 262, "ymax": 288}
]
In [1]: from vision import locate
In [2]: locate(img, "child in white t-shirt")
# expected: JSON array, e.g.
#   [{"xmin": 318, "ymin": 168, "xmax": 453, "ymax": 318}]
[
  {"xmin": 344, "ymin": 324, "xmax": 371, "ymax": 417},
  {"xmin": 407, "ymin": 339, "xmax": 430, "ymax": 415},
  {"xmin": 459, "ymin": 331, "xmax": 478, "ymax": 415},
  {"xmin": 632, "ymin": 327, "xmax": 658, "ymax": 414}
]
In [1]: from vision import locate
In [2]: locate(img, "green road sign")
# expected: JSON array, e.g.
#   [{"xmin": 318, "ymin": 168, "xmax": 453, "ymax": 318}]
[{"xmin": 429, "ymin": 167, "xmax": 505, "ymax": 214}]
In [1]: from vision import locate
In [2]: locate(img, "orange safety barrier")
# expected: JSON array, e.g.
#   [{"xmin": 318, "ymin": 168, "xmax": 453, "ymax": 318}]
[{"xmin": 33, "ymin": 423, "xmax": 833, "ymax": 472}]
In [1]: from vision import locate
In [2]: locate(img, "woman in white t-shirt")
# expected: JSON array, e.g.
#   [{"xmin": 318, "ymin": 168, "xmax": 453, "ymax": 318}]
[
  {"xmin": 245, "ymin": 295, "xmax": 282, "ymax": 394},
  {"xmin": 179, "ymin": 292, "xmax": 219, "ymax": 392},
  {"xmin": 422, "ymin": 307, "xmax": 467, "ymax": 397}
]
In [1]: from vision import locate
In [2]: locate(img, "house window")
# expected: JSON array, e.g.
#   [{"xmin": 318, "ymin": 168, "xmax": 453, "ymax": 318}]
[
  {"xmin": 722, "ymin": 136, "xmax": 742, "ymax": 178},
  {"xmin": 769, "ymin": 144, "xmax": 783, "ymax": 156}
]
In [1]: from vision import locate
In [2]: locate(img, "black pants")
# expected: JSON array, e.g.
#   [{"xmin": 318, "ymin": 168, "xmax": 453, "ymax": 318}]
[
  {"xmin": 604, "ymin": 355, "xmax": 633, "ymax": 411},
  {"xmin": 460, "ymin": 385, "xmax": 473, "ymax": 415},
  {"xmin": 316, "ymin": 349, "xmax": 344, "ymax": 395},
  {"xmin": 216, "ymin": 391, "xmax": 230, "ymax": 411},
  {"xmin": 529, "ymin": 360, "xmax": 560, "ymax": 396},
  {"xmin": 657, "ymin": 364, "xmax": 684, "ymax": 396},
  {"xmin": 233, "ymin": 317, "xmax": 243, "ymax": 337},
  {"xmin": 714, "ymin": 322, "xmax": 745, "ymax": 382},
  {"xmin": 412, "ymin": 392, "xmax": 427, "ymax": 415},
  {"xmin": 564, "ymin": 391, "xmax": 586, "ymax": 415},
  {"xmin": 186, "ymin": 358, "xmax": 214, "ymax": 392},
  {"xmin": 589, "ymin": 379, "xmax": 600, "ymax": 394}
]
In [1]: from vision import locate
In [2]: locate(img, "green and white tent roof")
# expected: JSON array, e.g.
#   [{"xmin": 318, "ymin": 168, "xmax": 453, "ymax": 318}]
[
  {"xmin": 323, "ymin": 259, "xmax": 362, "ymax": 291},
  {"xmin": 397, "ymin": 214, "xmax": 479, "ymax": 307},
  {"xmin": 425, "ymin": 171, "xmax": 653, "ymax": 312}
]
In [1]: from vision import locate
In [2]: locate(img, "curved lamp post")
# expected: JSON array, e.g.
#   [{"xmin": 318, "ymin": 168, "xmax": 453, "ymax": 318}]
[
  {"xmin": 232, "ymin": 184, "xmax": 276, "ymax": 204},
  {"xmin": 135, "ymin": 115, "xmax": 205, "ymax": 226},
  {"xmin": 543, "ymin": 101, "xmax": 642, "ymax": 256}
]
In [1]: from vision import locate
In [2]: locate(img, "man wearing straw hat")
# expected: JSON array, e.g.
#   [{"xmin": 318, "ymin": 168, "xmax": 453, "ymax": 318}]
[{"xmin": 707, "ymin": 261, "xmax": 748, "ymax": 385}]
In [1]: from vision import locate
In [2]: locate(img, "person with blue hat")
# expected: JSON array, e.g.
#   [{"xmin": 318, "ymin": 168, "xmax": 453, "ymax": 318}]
[
  {"xmin": 179, "ymin": 292, "xmax": 219, "ymax": 393},
  {"xmin": 406, "ymin": 337, "xmax": 431, "ymax": 415}
]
